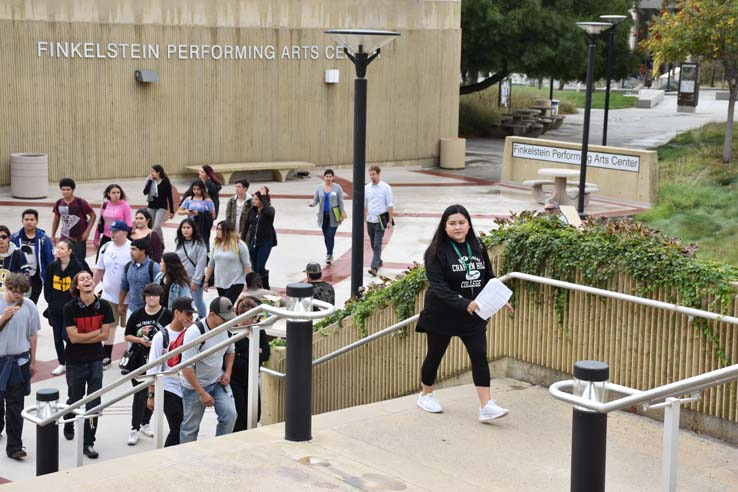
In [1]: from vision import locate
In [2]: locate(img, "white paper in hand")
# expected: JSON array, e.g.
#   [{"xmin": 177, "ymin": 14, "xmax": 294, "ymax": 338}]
[{"xmin": 474, "ymin": 279, "xmax": 512, "ymax": 320}]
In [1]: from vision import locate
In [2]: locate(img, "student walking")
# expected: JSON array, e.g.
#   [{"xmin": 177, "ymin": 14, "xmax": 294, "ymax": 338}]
[
  {"xmin": 174, "ymin": 218, "xmax": 208, "ymax": 318},
  {"xmin": 225, "ymin": 178, "xmax": 252, "ymax": 238},
  {"xmin": 198, "ymin": 165, "xmax": 223, "ymax": 217},
  {"xmin": 415, "ymin": 204, "xmax": 511, "ymax": 422},
  {"xmin": 94, "ymin": 184, "xmax": 132, "ymax": 259},
  {"xmin": 364, "ymin": 166, "xmax": 394, "ymax": 277},
  {"xmin": 308, "ymin": 169, "xmax": 346, "ymax": 265},
  {"xmin": 11, "ymin": 210, "xmax": 54, "ymax": 304},
  {"xmin": 143, "ymin": 165, "xmax": 175, "ymax": 242},
  {"xmin": 130, "ymin": 209, "xmax": 164, "ymax": 263},
  {"xmin": 243, "ymin": 189, "xmax": 276, "ymax": 289},
  {"xmin": 155, "ymin": 253, "xmax": 192, "ymax": 310},
  {"xmin": 146, "ymin": 297, "xmax": 196, "ymax": 447},
  {"xmin": 119, "ymin": 238, "xmax": 161, "ymax": 322},
  {"xmin": 177, "ymin": 179, "xmax": 216, "ymax": 247},
  {"xmin": 44, "ymin": 239, "xmax": 91, "ymax": 375},
  {"xmin": 204, "ymin": 220, "xmax": 251, "ymax": 304},
  {"xmin": 51, "ymin": 178, "xmax": 96, "ymax": 265}
]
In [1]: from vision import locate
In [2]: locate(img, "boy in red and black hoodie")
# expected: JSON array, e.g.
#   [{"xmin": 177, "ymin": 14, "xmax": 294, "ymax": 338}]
[{"xmin": 62, "ymin": 270, "xmax": 113, "ymax": 459}]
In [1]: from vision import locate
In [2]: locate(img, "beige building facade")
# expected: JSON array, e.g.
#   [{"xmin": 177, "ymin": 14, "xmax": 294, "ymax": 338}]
[{"xmin": 0, "ymin": 0, "xmax": 461, "ymax": 183}]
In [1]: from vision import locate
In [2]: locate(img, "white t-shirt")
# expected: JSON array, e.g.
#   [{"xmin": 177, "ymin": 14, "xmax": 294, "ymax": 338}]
[
  {"xmin": 146, "ymin": 325, "xmax": 185, "ymax": 397},
  {"xmin": 96, "ymin": 239, "xmax": 131, "ymax": 303}
]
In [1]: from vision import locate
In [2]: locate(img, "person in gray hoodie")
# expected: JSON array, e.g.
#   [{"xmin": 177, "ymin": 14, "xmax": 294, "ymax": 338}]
[{"xmin": 174, "ymin": 218, "xmax": 208, "ymax": 318}]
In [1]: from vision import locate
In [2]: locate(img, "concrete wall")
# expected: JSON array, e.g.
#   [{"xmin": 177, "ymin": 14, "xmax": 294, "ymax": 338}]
[
  {"xmin": 0, "ymin": 0, "xmax": 461, "ymax": 182},
  {"xmin": 502, "ymin": 136, "xmax": 659, "ymax": 204}
]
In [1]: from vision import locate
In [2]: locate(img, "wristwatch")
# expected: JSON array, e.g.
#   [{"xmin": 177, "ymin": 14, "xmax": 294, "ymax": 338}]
[{"xmin": 147, "ymin": 392, "xmax": 155, "ymax": 398}]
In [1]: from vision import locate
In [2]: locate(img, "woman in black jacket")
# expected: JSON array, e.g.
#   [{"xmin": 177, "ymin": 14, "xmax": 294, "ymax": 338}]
[
  {"xmin": 416, "ymin": 204, "xmax": 511, "ymax": 422},
  {"xmin": 230, "ymin": 296, "xmax": 271, "ymax": 431},
  {"xmin": 244, "ymin": 188, "xmax": 277, "ymax": 289},
  {"xmin": 44, "ymin": 239, "xmax": 92, "ymax": 375},
  {"xmin": 143, "ymin": 164, "xmax": 175, "ymax": 242}
]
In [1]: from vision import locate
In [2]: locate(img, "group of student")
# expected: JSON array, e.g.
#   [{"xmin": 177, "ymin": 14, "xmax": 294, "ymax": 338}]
[{"xmin": 0, "ymin": 168, "xmax": 335, "ymax": 462}]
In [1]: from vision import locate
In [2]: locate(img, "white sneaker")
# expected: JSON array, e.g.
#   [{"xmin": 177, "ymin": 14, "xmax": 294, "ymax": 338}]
[
  {"xmin": 51, "ymin": 365, "xmax": 65, "ymax": 376},
  {"xmin": 479, "ymin": 400, "xmax": 509, "ymax": 422},
  {"xmin": 127, "ymin": 429, "xmax": 140, "ymax": 445},
  {"xmin": 417, "ymin": 392, "xmax": 443, "ymax": 413},
  {"xmin": 141, "ymin": 424, "xmax": 154, "ymax": 438}
]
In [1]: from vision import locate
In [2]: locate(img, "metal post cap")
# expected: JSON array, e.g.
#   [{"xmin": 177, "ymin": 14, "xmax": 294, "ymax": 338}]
[
  {"xmin": 573, "ymin": 360, "xmax": 609, "ymax": 382},
  {"xmin": 286, "ymin": 282, "xmax": 315, "ymax": 298},
  {"xmin": 36, "ymin": 388, "xmax": 60, "ymax": 402}
]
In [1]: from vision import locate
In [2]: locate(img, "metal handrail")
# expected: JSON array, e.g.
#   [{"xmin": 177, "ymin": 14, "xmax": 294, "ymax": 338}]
[{"xmin": 22, "ymin": 300, "xmax": 335, "ymax": 427}]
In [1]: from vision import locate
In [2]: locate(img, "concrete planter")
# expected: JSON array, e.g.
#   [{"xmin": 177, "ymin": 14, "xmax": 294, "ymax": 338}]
[
  {"xmin": 439, "ymin": 137, "xmax": 466, "ymax": 170},
  {"xmin": 11, "ymin": 153, "xmax": 48, "ymax": 199}
]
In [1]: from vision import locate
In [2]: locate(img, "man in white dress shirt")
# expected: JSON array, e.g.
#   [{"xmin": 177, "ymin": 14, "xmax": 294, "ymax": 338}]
[{"xmin": 364, "ymin": 166, "xmax": 394, "ymax": 276}]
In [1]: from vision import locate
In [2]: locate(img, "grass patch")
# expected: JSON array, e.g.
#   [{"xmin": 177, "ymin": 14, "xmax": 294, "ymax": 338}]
[{"xmin": 637, "ymin": 123, "xmax": 738, "ymax": 264}]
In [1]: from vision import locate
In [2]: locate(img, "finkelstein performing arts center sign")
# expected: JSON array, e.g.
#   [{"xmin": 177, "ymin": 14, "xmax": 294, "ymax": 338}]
[{"xmin": 0, "ymin": 0, "xmax": 462, "ymax": 183}]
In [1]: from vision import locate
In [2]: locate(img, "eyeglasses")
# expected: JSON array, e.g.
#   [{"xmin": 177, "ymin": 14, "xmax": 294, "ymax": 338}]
[
  {"xmin": 8, "ymin": 289, "xmax": 24, "ymax": 295},
  {"xmin": 0, "ymin": 235, "xmax": 8, "ymax": 240}
]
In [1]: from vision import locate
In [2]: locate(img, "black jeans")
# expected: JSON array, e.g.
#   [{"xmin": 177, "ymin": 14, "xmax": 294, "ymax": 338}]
[
  {"xmin": 71, "ymin": 238, "xmax": 88, "ymax": 266},
  {"xmin": 366, "ymin": 221, "xmax": 385, "ymax": 270},
  {"xmin": 29, "ymin": 271, "xmax": 43, "ymax": 305},
  {"xmin": 49, "ymin": 312, "xmax": 68, "ymax": 365},
  {"xmin": 1, "ymin": 362, "xmax": 30, "ymax": 455},
  {"xmin": 421, "ymin": 331, "xmax": 490, "ymax": 387},
  {"xmin": 217, "ymin": 284, "xmax": 244, "ymax": 305},
  {"xmin": 64, "ymin": 360, "xmax": 103, "ymax": 446},
  {"xmin": 231, "ymin": 372, "xmax": 261, "ymax": 432},
  {"xmin": 131, "ymin": 379, "xmax": 152, "ymax": 430},
  {"xmin": 163, "ymin": 390, "xmax": 183, "ymax": 447}
]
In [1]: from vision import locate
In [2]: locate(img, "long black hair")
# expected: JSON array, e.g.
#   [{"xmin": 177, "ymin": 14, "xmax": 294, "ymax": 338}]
[
  {"xmin": 424, "ymin": 204, "xmax": 481, "ymax": 264},
  {"xmin": 175, "ymin": 217, "xmax": 205, "ymax": 247},
  {"xmin": 151, "ymin": 164, "xmax": 169, "ymax": 181},
  {"xmin": 161, "ymin": 252, "xmax": 190, "ymax": 288}
]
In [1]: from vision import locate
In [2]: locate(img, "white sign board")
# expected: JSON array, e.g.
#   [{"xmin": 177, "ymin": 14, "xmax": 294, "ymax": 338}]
[{"xmin": 511, "ymin": 143, "xmax": 640, "ymax": 172}]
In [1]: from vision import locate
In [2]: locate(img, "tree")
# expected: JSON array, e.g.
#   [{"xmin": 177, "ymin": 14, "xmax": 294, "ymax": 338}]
[
  {"xmin": 643, "ymin": 0, "xmax": 738, "ymax": 163},
  {"xmin": 460, "ymin": 0, "xmax": 637, "ymax": 95}
]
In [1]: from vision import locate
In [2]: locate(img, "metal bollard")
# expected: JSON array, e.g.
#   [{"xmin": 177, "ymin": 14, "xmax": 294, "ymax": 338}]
[
  {"xmin": 570, "ymin": 360, "xmax": 609, "ymax": 492},
  {"xmin": 35, "ymin": 388, "xmax": 60, "ymax": 476},
  {"xmin": 284, "ymin": 282, "xmax": 315, "ymax": 442}
]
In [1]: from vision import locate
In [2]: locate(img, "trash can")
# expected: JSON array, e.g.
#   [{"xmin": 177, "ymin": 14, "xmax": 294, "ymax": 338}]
[
  {"xmin": 551, "ymin": 100, "xmax": 560, "ymax": 116},
  {"xmin": 440, "ymin": 138, "xmax": 466, "ymax": 170},
  {"xmin": 10, "ymin": 153, "xmax": 48, "ymax": 199}
]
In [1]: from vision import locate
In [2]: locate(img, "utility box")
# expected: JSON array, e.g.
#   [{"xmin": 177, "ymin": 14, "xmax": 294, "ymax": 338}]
[{"xmin": 677, "ymin": 62, "xmax": 700, "ymax": 113}]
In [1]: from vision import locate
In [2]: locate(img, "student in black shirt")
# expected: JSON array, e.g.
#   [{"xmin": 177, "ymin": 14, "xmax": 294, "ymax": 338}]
[
  {"xmin": 62, "ymin": 270, "xmax": 114, "ymax": 459},
  {"xmin": 415, "ymin": 205, "xmax": 512, "ymax": 422},
  {"xmin": 143, "ymin": 164, "xmax": 175, "ymax": 243},
  {"xmin": 123, "ymin": 283, "xmax": 172, "ymax": 445}
]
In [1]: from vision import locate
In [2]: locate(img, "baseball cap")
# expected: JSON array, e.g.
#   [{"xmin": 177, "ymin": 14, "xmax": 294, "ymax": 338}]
[
  {"xmin": 304, "ymin": 262, "xmax": 322, "ymax": 274},
  {"xmin": 172, "ymin": 297, "xmax": 197, "ymax": 313},
  {"xmin": 209, "ymin": 296, "xmax": 235, "ymax": 321},
  {"xmin": 110, "ymin": 220, "xmax": 131, "ymax": 233}
]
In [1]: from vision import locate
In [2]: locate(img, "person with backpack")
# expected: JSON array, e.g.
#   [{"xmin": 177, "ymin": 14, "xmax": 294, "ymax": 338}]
[
  {"xmin": 10, "ymin": 209, "xmax": 54, "ymax": 304},
  {"xmin": 119, "ymin": 238, "xmax": 160, "ymax": 323},
  {"xmin": 146, "ymin": 296, "xmax": 196, "ymax": 447},
  {"xmin": 174, "ymin": 218, "xmax": 208, "ymax": 318},
  {"xmin": 44, "ymin": 239, "xmax": 91, "ymax": 376},
  {"xmin": 92, "ymin": 221, "xmax": 132, "ymax": 368},
  {"xmin": 154, "ymin": 253, "xmax": 192, "ymax": 310},
  {"xmin": 179, "ymin": 296, "xmax": 238, "ymax": 443},
  {"xmin": 51, "ymin": 178, "xmax": 96, "ymax": 265},
  {"xmin": 123, "ymin": 283, "xmax": 172, "ymax": 445}
]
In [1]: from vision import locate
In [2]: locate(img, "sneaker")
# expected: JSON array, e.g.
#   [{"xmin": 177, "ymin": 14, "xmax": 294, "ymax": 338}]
[
  {"xmin": 8, "ymin": 448, "xmax": 26, "ymax": 460},
  {"xmin": 417, "ymin": 392, "xmax": 443, "ymax": 413},
  {"xmin": 368, "ymin": 268, "xmax": 378, "ymax": 277},
  {"xmin": 140, "ymin": 424, "xmax": 154, "ymax": 438},
  {"xmin": 102, "ymin": 357, "xmax": 111, "ymax": 369},
  {"xmin": 379, "ymin": 260, "xmax": 383, "ymax": 267},
  {"xmin": 326, "ymin": 255, "xmax": 333, "ymax": 265},
  {"xmin": 63, "ymin": 425, "xmax": 74, "ymax": 441},
  {"xmin": 83, "ymin": 445, "xmax": 99, "ymax": 459},
  {"xmin": 479, "ymin": 400, "xmax": 509, "ymax": 422},
  {"xmin": 127, "ymin": 429, "xmax": 140, "ymax": 445},
  {"xmin": 51, "ymin": 364, "xmax": 66, "ymax": 376}
]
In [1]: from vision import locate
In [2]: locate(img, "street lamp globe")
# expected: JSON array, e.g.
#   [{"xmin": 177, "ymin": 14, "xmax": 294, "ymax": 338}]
[
  {"xmin": 575, "ymin": 21, "xmax": 611, "ymax": 37},
  {"xmin": 599, "ymin": 15, "xmax": 628, "ymax": 26},
  {"xmin": 324, "ymin": 29, "xmax": 400, "ymax": 55}
]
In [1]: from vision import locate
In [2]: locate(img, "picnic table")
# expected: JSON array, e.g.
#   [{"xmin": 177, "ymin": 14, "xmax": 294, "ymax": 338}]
[{"xmin": 536, "ymin": 168, "xmax": 580, "ymax": 205}]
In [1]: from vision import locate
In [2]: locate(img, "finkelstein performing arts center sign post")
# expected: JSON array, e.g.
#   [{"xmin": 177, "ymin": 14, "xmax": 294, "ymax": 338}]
[
  {"xmin": 502, "ymin": 137, "xmax": 658, "ymax": 204},
  {"xmin": 0, "ymin": 0, "xmax": 462, "ymax": 183}
]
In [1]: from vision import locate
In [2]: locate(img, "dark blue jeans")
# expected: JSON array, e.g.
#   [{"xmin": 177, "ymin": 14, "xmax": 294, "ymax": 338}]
[
  {"xmin": 49, "ymin": 312, "xmax": 69, "ymax": 365},
  {"xmin": 249, "ymin": 240, "xmax": 273, "ymax": 275},
  {"xmin": 321, "ymin": 213, "xmax": 337, "ymax": 256},
  {"xmin": 366, "ymin": 221, "xmax": 385, "ymax": 270},
  {"xmin": 64, "ymin": 360, "xmax": 103, "ymax": 446}
]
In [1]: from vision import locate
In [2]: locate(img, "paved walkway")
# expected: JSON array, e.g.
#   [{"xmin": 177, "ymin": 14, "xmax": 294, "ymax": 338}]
[{"xmin": 6, "ymin": 380, "xmax": 738, "ymax": 491}]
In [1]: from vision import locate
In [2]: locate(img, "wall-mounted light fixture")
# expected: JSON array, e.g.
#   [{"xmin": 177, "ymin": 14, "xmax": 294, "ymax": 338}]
[
  {"xmin": 135, "ymin": 69, "xmax": 159, "ymax": 83},
  {"xmin": 325, "ymin": 69, "xmax": 340, "ymax": 84}
]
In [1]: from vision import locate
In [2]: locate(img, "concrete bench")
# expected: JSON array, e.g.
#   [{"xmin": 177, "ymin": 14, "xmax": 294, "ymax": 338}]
[
  {"xmin": 523, "ymin": 179, "xmax": 598, "ymax": 205},
  {"xmin": 186, "ymin": 161, "xmax": 315, "ymax": 184},
  {"xmin": 636, "ymin": 89, "xmax": 664, "ymax": 108},
  {"xmin": 716, "ymin": 91, "xmax": 730, "ymax": 101}
]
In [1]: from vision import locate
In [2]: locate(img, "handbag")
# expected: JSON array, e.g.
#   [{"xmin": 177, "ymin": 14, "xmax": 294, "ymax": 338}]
[
  {"xmin": 97, "ymin": 201, "xmax": 108, "ymax": 234},
  {"xmin": 119, "ymin": 345, "xmax": 144, "ymax": 374}
]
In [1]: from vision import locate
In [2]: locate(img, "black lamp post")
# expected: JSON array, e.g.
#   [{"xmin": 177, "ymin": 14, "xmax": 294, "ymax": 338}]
[
  {"xmin": 599, "ymin": 15, "xmax": 627, "ymax": 146},
  {"xmin": 324, "ymin": 29, "xmax": 399, "ymax": 297},
  {"xmin": 575, "ymin": 21, "xmax": 611, "ymax": 215}
]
